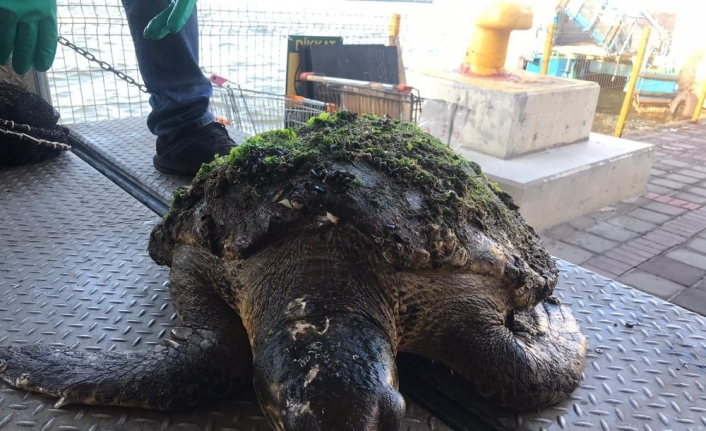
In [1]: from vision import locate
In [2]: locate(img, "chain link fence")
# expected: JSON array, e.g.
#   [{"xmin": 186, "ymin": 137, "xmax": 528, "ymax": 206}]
[
  {"xmin": 523, "ymin": 0, "xmax": 706, "ymax": 137},
  {"xmin": 49, "ymin": 0, "xmax": 409, "ymax": 125}
]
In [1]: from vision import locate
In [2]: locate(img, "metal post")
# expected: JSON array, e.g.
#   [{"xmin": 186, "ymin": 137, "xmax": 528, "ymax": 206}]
[
  {"xmin": 615, "ymin": 26, "xmax": 651, "ymax": 138},
  {"xmin": 540, "ymin": 20, "xmax": 556, "ymax": 75},
  {"xmin": 692, "ymin": 80, "xmax": 706, "ymax": 123}
]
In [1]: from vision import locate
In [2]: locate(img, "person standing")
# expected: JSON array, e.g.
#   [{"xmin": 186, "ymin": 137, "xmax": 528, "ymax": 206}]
[{"xmin": 1, "ymin": 0, "xmax": 236, "ymax": 176}]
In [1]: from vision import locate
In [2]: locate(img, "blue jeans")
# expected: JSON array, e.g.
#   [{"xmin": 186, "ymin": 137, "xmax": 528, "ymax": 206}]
[{"xmin": 121, "ymin": 0, "xmax": 214, "ymax": 138}]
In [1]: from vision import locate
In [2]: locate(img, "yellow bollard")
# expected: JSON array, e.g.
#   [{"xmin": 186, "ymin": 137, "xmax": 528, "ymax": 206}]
[
  {"xmin": 388, "ymin": 13, "xmax": 407, "ymax": 86},
  {"xmin": 615, "ymin": 26, "xmax": 651, "ymax": 138},
  {"xmin": 692, "ymin": 80, "xmax": 706, "ymax": 123},
  {"xmin": 540, "ymin": 21, "xmax": 556, "ymax": 75},
  {"xmin": 389, "ymin": 13, "xmax": 401, "ymax": 41},
  {"xmin": 460, "ymin": 1, "xmax": 533, "ymax": 76}
]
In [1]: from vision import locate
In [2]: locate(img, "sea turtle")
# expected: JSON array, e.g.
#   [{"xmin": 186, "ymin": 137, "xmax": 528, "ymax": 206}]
[{"xmin": 0, "ymin": 111, "xmax": 587, "ymax": 430}]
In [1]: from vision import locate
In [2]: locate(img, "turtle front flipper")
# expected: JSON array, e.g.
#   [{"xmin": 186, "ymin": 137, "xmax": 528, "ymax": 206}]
[{"xmin": 0, "ymin": 245, "xmax": 253, "ymax": 410}]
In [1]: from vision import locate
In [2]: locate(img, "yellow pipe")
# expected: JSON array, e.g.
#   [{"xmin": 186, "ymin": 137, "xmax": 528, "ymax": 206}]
[
  {"xmin": 615, "ymin": 26, "xmax": 651, "ymax": 138},
  {"xmin": 692, "ymin": 81, "xmax": 706, "ymax": 123},
  {"xmin": 389, "ymin": 13, "xmax": 401, "ymax": 41},
  {"xmin": 460, "ymin": 1, "xmax": 533, "ymax": 76},
  {"xmin": 540, "ymin": 22, "xmax": 556, "ymax": 75}
]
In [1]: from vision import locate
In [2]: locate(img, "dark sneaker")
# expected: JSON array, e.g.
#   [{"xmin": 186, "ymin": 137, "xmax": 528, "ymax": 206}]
[{"xmin": 153, "ymin": 121, "xmax": 237, "ymax": 176}]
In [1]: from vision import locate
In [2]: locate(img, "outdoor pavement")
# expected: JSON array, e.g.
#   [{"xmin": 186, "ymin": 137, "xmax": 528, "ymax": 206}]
[{"xmin": 538, "ymin": 121, "xmax": 706, "ymax": 316}]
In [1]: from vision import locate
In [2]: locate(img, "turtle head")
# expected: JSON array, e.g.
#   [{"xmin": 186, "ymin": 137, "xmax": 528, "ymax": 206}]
[{"xmin": 252, "ymin": 313, "xmax": 405, "ymax": 431}]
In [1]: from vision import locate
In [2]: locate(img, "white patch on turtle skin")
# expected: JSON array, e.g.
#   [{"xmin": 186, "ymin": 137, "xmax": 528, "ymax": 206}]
[
  {"xmin": 285, "ymin": 298, "xmax": 308, "ymax": 318},
  {"xmin": 16, "ymin": 373, "xmax": 30, "ymax": 387},
  {"xmin": 315, "ymin": 211, "xmax": 339, "ymax": 225},
  {"xmin": 299, "ymin": 401, "xmax": 312, "ymax": 414},
  {"xmin": 278, "ymin": 199, "xmax": 303, "ymax": 210},
  {"xmin": 289, "ymin": 317, "xmax": 330, "ymax": 340},
  {"xmin": 287, "ymin": 401, "xmax": 313, "ymax": 417},
  {"xmin": 304, "ymin": 364, "xmax": 319, "ymax": 387}
]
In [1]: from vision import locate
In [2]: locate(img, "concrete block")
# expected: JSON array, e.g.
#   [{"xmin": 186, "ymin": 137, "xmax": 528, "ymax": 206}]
[
  {"xmin": 453, "ymin": 133, "xmax": 654, "ymax": 231},
  {"xmin": 410, "ymin": 68, "xmax": 600, "ymax": 159}
]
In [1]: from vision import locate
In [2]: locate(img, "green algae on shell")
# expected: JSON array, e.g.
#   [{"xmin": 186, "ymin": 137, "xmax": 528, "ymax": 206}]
[{"xmin": 153, "ymin": 111, "xmax": 557, "ymax": 305}]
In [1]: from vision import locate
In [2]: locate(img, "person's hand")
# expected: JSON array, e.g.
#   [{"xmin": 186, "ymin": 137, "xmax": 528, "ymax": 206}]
[
  {"xmin": 144, "ymin": 0, "xmax": 198, "ymax": 40},
  {"xmin": 0, "ymin": 0, "xmax": 58, "ymax": 75}
]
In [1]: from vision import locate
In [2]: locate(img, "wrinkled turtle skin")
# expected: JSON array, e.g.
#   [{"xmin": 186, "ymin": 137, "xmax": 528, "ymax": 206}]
[{"xmin": 0, "ymin": 111, "xmax": 587, "ymax": 430}]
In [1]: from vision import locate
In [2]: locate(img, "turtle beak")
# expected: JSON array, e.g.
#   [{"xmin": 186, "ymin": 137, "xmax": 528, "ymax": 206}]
[{"xmin": 251, "ymin": 313, "xmax": 405, "ymax": 431}]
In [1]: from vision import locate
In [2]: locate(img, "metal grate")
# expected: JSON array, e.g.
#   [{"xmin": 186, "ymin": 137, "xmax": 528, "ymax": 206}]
[
  {"xmin": 0, "ymin": 152, "xmax": 453, "ymax": 431},
  {"xmin": 23, "ymin": 115, "xmax": 706, "ymax": 431}
]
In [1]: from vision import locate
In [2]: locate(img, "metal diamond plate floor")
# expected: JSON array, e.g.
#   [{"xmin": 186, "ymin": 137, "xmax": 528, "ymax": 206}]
[
  {"xmin": 4, "ymin": 121, "xmax": 706, "ymax": 431},
  {"xmin": 0, "ymin": 153, "xmax": 452, "ymax": 431},
  {"xmin": 67, "ymin": 116, "xmax": 250, "ymax": 208}
]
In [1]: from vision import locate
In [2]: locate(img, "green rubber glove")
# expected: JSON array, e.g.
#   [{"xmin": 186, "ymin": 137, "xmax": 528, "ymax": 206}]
[
  {"xmin": 143, "ymin": 0, "xmax": 198, "ymax": 40},
  {"xmin": 0, "ymin": 0, "xmax": 58, "ymax": 75}
]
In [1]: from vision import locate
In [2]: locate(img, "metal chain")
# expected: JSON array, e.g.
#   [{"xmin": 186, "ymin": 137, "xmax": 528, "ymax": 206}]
[{"xmin": 58, "ymin": 36, "xmax": 150, "ymax": 94}]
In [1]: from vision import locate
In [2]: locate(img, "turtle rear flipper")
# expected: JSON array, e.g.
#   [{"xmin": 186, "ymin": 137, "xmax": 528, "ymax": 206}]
[{"xmin": 0, "ymin": 245, "xmax": 253, "ymax": 410}]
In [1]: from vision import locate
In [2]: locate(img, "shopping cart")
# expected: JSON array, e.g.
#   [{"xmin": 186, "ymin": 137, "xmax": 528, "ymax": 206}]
[
  {"xmin": 207, "ymin": 73, "xmax": 335, "ymax": 136},
  {"xmin": 299, "ymin": 72, "xmax": 422, "ymax": 123}
]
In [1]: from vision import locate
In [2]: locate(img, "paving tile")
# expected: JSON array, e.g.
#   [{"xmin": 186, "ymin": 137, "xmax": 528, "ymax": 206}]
[
  {"xmin": 661, "ymin": 158, "xmax": 691, "ymax": 168},
  {"xmin": 671, "ymin": 143, "xmax": 698, "ymax": 150},
  {"xmin": 616, "ymin": 243, "xmax": 655, "ymax": 259},
  {"xmin": 638, "ymin": 255, "xmax": 706, "ymax": 287},
  {"xmin": 612, "ymin": 198, "xmax": 648, "ymax": 214},
  {"xmin": 665, "ymin": 174, "xmax": 701, "ymax": 184},
  {"xmin": 604, "ymin": 249, "xmax": 646, "ymax": 267},
  {"xmin": 542, "ymin": 223, "xmax": 576, "ymax": 241},
  {"xmin": 581, "ymin": 263, "xmax": 619, "ymax": 280},
  {"xmin": 679, "ymin": 169, "xmax": 706, "ymax": 180},
  {"xmin": 694, "ymin": 279, "xmax": 706, "ymax": 291},
  {"xmin": 646, "ymin": 184, "xmax": 676, "ymax": 195},
  {"xmin": 583, "ymin": 256, "xmax": 633, "ymax": 276},
  {"xmin": 687, "ymin": 186, "xmax": 706, "ymax": 197},
  {"xmin": 568, "ymin": 216, "xmax": 596, "ymax": 230},
  {"xmin": 585, "ymin": 222, "xmax": 639, "ymax": 242},
  {"xmin": 563, "ymin": 231, "xmax": 619, "ymax": 254},
  {"xmin": 643, "ymin": 201, "xmax": 689, "ymax": 216},
  {"xmin": 651, "ymin": 163, "xmax": 677, "ymax": 173},
  {"xmin": 666, "ymin": 248, "xmax": 706, "ymax": 270},
  {"xmin": 651, "ymin": 168, "xmax": 667, "ymax": 176},
  {"xmin": 660, "ymin": 222, "xmax": 700, "ymax": 238},
  {"xmin": 627, "ymin": 208, "xmax": 672, "ymax": 224},
  {"xmin": 586, "ymin": 207, "xmax": 618, "ymax": 221},
  {"xmin": 671, "ymin": 215, "xmax": 706, "ymax": 232},
  {"xmin": 670, "ymin": 288, "xmax": 706, "ymax": 314},
  {"xmin": 690, "ymin": 165, "xmax": 706, "ymax": 174},
  {"xmin": 606, "ymin": 215, "xmax": 657, "ymax": 234},
  {"xmin": 686, "ymin": 237, "xmax": 706, "ymax": 254},
  {"xmin": 646, "ymin": 228, "xmax": 689, "ymax": 245},
  {"xmin": 673, "ymin": 192, "xmax": 706, "ymax": 204},
  {"xmin": 633, "ymin": 237, "xmax": 670, "ymax": 253},
  {"xmin": 618, "ymin": 269, "xmax": 687, "ymax": 300},
  {"xmin": 542, "ymin": 240, "xmax": 595, "ymax": 265},
  {"xmin": 650, "ymin": 178, "xmax": 688, "ymax": 190}
]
